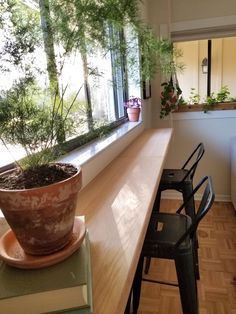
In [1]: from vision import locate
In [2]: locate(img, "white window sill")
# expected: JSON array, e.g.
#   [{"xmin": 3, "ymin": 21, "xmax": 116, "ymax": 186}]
[
  {"xmin": 60, "ymin": 121, "xmax": 143, "ymax": 166},
  {"xmin": 0, "ymin": 121, "xmax": 143, "ymax": 173}
]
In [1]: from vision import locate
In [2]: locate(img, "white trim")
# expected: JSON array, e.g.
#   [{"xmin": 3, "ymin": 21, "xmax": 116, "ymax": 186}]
[
  {"xmin": 171, "ymin": 15, "xmax": 236, "ymax": 33},
  {"xmin": 171, "ymin": 15, "xmax": 236, "ymax": 41},
  {"xmin": 60, "ymin": 121, "xmax": 143, "ymax": 166},
  {"xmin": 60, "ymin": 121, "xmax": 144, "ymax": 187},
  {"xmin": 162, "ymin": 191, "xmax": 231, "ymax": 203},
  {"xmin": 172, "ymin": 109, "xmax": 236, "ymax": 121}
]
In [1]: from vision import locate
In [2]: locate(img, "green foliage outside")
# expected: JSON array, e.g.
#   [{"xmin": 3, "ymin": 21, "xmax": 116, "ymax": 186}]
[
  {"xmin": 0, "ymin": 0, "xmax": 171, "ymax": 169},
  {"xmin": 0, "ymin": 77, "xmax": 77, "ymax": 168}
]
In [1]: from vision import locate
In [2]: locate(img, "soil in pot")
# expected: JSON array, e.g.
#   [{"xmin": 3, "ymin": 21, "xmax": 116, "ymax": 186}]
[
  {"xmin": 0, "ymin": 163, "xmax": 78, "ymax": 190},
  {"xmin": 0, "ymin": 163, "xmax": 82, "ymax": 256}
]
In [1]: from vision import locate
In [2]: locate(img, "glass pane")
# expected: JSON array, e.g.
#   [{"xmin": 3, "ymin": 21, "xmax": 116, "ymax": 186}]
[
  {"xmin": 56, "ymin": 49, "xmax": 89, "ymax": 138},
  {"xmin": 88, "ymin": 49, "xmax": 116, "ymax": 125},
  {"xmin": 125, "ymin": 26, "xmax": 141, "ymax": 99},
  {"xmin": 175, "ymin": 37, "xmax": 236, "ymax": 103}
]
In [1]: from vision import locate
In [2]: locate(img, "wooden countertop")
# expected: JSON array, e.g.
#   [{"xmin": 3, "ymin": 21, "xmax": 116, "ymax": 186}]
[{"xmin": 76, "ymin": 128, "xmax": 173, "ymax": 314}]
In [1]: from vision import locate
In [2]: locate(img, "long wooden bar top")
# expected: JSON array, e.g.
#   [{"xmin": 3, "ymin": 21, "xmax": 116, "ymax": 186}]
[{"xmin": 76, "ymin": 128, "xmax": 173, "ymax": 314}]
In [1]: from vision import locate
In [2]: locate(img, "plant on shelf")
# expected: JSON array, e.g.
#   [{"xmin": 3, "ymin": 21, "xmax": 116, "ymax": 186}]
[
  {"xmin": 0, "ymin": 76, "xmax": 83, "ymax": 256},
  {"xmin": 124, "ymin": 96, "xmax": 142, "ymax": 121},
  {"xmin": 189, "ymin": 88, "xmax": 201, "ymax": 105},
  {"xmin": 216, "ymin": 85, "xmax": 230, "ymax": 102},
  {"xmin": 203, "ymin": 86, "xmax": 231, "ymax": 112}
]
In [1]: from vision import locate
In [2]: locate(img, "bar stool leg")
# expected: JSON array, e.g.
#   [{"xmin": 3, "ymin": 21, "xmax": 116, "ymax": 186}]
[
  {"xmin": 175, "ymin": 251, "xmax": 199, "ymax": 314},
  {"xmin": 144, "ymin": 257, "xmax": 151, "ymax": 274},
  {"xmin": 144, "ymin": 188, "xmax": 161, "ymax": 274},
  {"xmin": 182, "ymin": 183, "xmax": 195, "ymax": 219},
  {"xmin": 152, "ymin": 188, "xmax": 161, "ymax": 212},
  {"xmin": 182, "ymin": 183, "xmax": 200, "ymax": 280},
  {"xmin": 124, "ymin": 289, "xmax": 131, "ymax": 314},
  {"xmin": 132, "ymin": 255, "xmax": 144, "ymax": 313},
  {"xmin": 193, "ymin": 235, "xmax": 200, "ymax": 280}
]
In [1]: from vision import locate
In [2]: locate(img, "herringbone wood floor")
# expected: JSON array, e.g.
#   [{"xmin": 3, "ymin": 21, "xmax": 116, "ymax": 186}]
[{"xmin": 138, "ymin": 200, "xmax": 236, "ymax": 314}]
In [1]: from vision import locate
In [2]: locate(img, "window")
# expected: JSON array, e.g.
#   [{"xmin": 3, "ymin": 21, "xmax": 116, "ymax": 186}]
[
  {"xmin": 0, "ymin": 1, "xmax": 141, "ymax": 169},
  {"xmin": 174, "ymin": 37, "xmax": 236, "ymax": 106}
]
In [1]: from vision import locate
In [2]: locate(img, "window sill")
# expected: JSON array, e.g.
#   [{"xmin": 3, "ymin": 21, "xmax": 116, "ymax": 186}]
[
  {"xmin": 60, "ymin": 121, "xmax": 143, "ymax": 166},
  {"xmin": 0, "ymin": 121, "xmax": 143, "ymax": 175}
]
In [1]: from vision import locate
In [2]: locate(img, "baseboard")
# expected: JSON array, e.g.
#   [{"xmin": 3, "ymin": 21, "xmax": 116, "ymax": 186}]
[{"xmin": 161, "ymin": 191, "xmax": 232, "ymax": 203}]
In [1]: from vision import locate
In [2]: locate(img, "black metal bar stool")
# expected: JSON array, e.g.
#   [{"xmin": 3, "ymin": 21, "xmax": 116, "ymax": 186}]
[
  {"xmin": 145, "ymin": 143, "xmax": 205, "ymax": 277},
  {"xmin": 132, "ymin": 176, "xmax": 215, "ymax": 314},
  {"xmin": 153, "ymin": 142, "xmax": 205, "ymax": 219}
]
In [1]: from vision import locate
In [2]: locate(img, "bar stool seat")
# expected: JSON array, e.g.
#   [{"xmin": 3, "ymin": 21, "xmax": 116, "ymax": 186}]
[
  {"xmin": 153, "ymin": 143, "xmax": 205, "ymax": 220},
  {"xmin": 131, "ymin": 176, "xmax": 215, "ymax": 314}
]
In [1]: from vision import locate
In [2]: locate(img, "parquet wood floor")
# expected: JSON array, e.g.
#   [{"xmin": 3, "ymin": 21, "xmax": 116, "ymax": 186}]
[{"xmin": 138, "ymin": 200, "xmax": 236, "ymax": 314}]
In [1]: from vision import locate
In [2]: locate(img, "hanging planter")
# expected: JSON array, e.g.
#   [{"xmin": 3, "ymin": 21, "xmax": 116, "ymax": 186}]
[
  {"xmin": 156, "ymin": 38, "xmax": 185, "ymax": 119},
  {"xmin": 160, "ymin": 75, "xmax": 183, "ymax": 119}
]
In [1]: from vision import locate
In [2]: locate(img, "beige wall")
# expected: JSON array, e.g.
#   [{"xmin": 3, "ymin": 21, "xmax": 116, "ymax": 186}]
[{"xmin": 171, "ymin": 0, "xmax": 236, "ymax": 22}]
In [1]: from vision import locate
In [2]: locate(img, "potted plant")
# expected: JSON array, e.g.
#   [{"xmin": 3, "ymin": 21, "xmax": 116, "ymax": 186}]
[
  {"xmin": 0, "ymin": 77, "xmax": 83, "ymax": 256},
  {"xmin": 160, "ymin": 78, "xmax": 183, "ymax": 118},
  {"xmin": 124, "ymin": 96, "xmax": 142, "ymax": 122},
  {"xmin": 157, "ymin": 39, "xmax": 185, "ymax": 118}
]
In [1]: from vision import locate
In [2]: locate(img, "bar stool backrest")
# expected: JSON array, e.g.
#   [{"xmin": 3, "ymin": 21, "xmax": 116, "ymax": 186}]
[
  {"xmin": 175, "ymin": 175, "xmax": 215, "ymax": 248},
  {"xmin": 181, "ymin": 143, "xmax": 205, "ymax": 182}
]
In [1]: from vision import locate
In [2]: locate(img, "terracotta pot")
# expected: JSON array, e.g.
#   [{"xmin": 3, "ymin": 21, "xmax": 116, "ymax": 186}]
[
  {"xmin": 127, "ymin": 107, "xmax": 141, "ymax": 122},
  {"xmin": 0, "ymin": 164, "xmax": 82, "ymax": 255}
]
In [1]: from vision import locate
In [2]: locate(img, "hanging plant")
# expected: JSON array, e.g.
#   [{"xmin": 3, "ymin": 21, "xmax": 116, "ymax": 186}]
[
  {"xmin": 157, "ymin": 39, "xmax": 185, "ymax": 119},
  {"xmin": 160, "ymin": 75, "xmax": 182, "ymax": 119}
]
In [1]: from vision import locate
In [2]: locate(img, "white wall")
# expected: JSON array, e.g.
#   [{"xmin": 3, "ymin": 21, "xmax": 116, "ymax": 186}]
[{"xmin": 165, "ymin": 112, "xmax": 236, "ymax": 201}]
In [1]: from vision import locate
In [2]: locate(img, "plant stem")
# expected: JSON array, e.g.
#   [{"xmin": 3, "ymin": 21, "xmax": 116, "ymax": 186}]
[{"xmin": 0, "ymin": 138, "xmax": 23, "ymax": 171}]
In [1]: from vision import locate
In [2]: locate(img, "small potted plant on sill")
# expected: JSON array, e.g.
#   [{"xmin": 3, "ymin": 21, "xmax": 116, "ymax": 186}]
[{"xmin": 124, "ymin": 96, "xmax": 142, "ymax": 122}]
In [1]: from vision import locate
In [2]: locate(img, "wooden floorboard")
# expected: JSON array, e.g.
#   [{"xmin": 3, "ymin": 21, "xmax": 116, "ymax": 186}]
[{"xmin": 137, "ymin": 200, "xmax": 236, "ymax": 314}]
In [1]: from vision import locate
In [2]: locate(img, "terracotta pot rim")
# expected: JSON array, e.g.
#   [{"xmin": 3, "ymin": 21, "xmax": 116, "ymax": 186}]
[
  {"xmin": 127, "ymin": 107, "xmax": 141, "ymax": 111},
  {"xmin": 0, "ymin": 162, "xmax": 81, "ymax": 193}
]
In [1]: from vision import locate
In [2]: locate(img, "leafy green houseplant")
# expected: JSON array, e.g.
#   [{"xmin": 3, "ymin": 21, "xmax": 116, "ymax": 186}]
[
  {"xmin": 189, "ymin": 88, "xmax": 201, "ymax": 105},
  {"xmin": 0, "ymin": 77, "xmax": 83, "ymax": 256},
  {"xmin": 124, "ymin": 96, "xmax": 142, "ymax": 121},
  {"xmin": 160, "ymin": 79, "xmax": 183, "ymax": 118},
  {"xmin": 203, "ymin": 86, "xmax": 231, "ymax": 112},
  {"xmin": 157, "ymin": 39, "xmax": 185, "ymax": 119}
]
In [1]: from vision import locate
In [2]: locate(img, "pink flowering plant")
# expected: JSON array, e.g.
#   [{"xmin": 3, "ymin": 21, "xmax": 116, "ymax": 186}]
[{"xmin": 124, "ymin": 96, "xmax": 142, "ymax": 108}]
